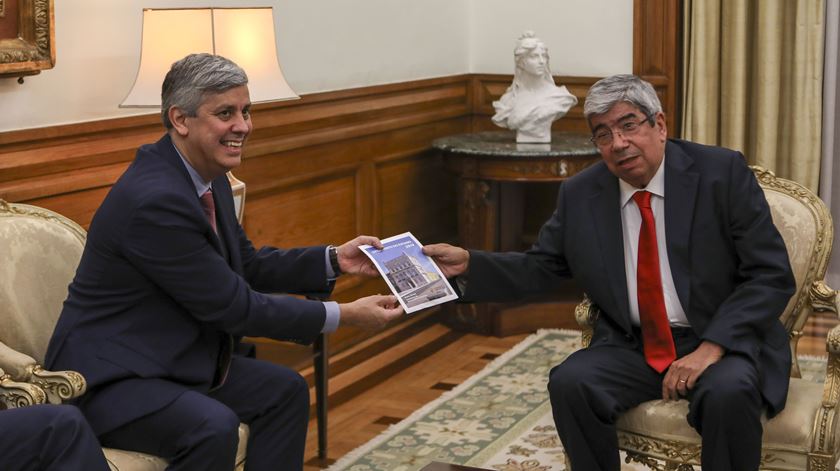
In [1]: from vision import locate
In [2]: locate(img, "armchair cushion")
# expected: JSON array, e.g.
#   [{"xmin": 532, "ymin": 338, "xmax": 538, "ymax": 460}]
[
  {"xmin": 616, "ymin": 379, "xmax": 827, "ymax": 470},
  {"xmin": 103, "ymin": 424, "xmax": 249, "ymax": 471}
]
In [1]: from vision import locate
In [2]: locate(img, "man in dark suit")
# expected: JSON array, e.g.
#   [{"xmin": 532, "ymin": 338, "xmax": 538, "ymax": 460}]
[
  {"xmin": 424, "ymin": 74, "xmax": 795, "ymax": 471},
  {"xmin": 0, "ymin": 405, "xmax": 110, "ymax": 470},
  {"xmin": 44, "ymin": 53, "xmax": 403, "ymax": 471}
]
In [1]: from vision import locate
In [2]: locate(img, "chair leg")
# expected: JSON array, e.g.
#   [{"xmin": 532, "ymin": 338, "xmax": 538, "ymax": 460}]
[{"xmin": 313, "ymin": 333, "xmax": 329, "ymax": 459}]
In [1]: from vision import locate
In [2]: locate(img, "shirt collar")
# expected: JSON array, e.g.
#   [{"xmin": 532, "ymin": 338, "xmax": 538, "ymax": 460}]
[
  {"xmin": 173, "ymin": 143, "xmax": 212, "ymax": 198},
  {"xmin": 619, "ymin": 155, "xmax": 666, "ymax": 208}
]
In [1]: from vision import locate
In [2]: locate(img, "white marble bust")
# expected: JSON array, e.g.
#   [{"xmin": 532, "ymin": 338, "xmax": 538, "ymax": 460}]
[{"xmin": 492, "ymin": 31, "xmax": 578, "ymax": 143}]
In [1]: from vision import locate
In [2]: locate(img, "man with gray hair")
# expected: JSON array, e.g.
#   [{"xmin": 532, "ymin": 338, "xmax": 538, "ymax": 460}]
[
  {"xmin": 45, "ymin": 53, "xmax": 404, "ymax": 470},
  {"xmin": 424, "ymin": 74, "xmax": 794, "ymax": 470}
]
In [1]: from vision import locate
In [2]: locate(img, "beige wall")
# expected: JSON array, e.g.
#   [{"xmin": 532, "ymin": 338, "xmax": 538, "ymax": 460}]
[
  {"xmin": 468, "ymin": 0, "xmax": 633, "ymax": 76},
  {"xmin": 0, "ymin": 0, "xmax": 631, "ymax": 132}
]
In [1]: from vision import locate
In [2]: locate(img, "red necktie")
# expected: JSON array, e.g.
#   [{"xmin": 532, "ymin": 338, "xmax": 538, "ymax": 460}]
[
  {"xmin": 633, "ymin": 191, "xmax": 676, "ymax": 373},
  {"xmin": 200, "ymin": 189, "xmax": 217, "ymax": 234}
]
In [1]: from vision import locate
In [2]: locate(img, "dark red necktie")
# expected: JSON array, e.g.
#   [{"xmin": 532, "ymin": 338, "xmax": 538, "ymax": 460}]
[
  {"xmin": 633, "ymin": 191, "xmax": 676, "ymax": 373},
  {"xmin": 200, "ymin": 189, "xmax": 217, "ymax": 234}
]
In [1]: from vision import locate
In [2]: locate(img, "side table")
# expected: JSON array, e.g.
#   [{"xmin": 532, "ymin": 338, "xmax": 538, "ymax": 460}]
[{"xmin": 432, "ymin": 130, "xmax": 600, "ymax": 336}]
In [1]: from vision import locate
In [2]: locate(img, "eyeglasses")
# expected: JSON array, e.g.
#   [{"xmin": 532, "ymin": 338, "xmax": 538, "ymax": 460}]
[{"xmin": 590, "ymin": 114, "xmax": 654, "ymax": 147}]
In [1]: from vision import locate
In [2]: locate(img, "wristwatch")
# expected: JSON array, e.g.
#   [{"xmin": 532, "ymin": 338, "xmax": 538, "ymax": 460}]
[{"xmin": 328, "ymin": 245, "xmax": 343, "ymax": 276}]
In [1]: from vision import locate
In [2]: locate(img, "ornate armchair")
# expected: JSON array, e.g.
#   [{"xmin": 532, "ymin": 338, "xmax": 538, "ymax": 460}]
[
  {"xmin": 575, "ymin": 166, "xmax": 839, "ymax": 470},
  {"xmin": 0, "ymin": 194, "xmax": 248, "ymax": 471}
]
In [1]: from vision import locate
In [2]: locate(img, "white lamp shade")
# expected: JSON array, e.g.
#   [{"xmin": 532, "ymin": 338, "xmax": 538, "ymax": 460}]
[{"xmin": 120, "ymin": 7, "xmax": 298, "ymax": 108}]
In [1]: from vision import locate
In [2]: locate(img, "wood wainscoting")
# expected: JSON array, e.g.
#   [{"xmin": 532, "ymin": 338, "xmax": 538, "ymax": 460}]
[{"xmin": 0, "ymin": 73, "xmax": 598, "ymax": 370}]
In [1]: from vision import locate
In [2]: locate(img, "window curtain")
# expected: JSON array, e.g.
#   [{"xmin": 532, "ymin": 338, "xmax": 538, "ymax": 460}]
[
  {"xmin": 819, "ymin": 0, "xmax": 840, "ymax": 289},
  {"xmin": 681, "ymin": 0, "xmax": 824, "ymax": 192}
]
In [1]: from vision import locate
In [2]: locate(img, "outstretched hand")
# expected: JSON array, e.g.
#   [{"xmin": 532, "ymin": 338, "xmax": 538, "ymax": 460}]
[
  {"xmin": 422, "ymin": 243, "xmax": 470, "ymax": 278},
  {"xmin": 336, "ymin": 235, "xmax": 383, "ymax": 277},
  {"xmin": 339, "ymin": 294, "xmax": 404, "ymax": 330}
]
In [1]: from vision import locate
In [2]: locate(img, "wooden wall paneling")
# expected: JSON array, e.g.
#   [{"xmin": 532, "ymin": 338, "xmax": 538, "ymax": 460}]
[
  {"xmin": 375, "ymin": 150, "xmax": 457, "ymax": 243},
  {"xmin": 0, "ymin": 75, "xmax": 472, "ymax": 225},
  {"xmin": 244, "ymin": 170, "xmax": 359, "ymax": 248},
  {"xmin": 633, "ymin": 0, "xmax": 683, "ymax": 136}
]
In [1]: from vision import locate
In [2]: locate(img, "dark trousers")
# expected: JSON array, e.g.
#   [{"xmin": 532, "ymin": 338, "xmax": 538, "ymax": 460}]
[
  {"xmin": 100, "ymin": 356, "xmax": 310, "ymax": 471},
  {"xmin": 548, "ymin": 329, "xmax": 763, "ymax": 471},
  {"xmin": 0, "ymin": 404, "xmax": 110, "ymax": 471}
]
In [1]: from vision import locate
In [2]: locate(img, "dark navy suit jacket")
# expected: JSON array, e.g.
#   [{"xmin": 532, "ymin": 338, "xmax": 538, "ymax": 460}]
[
  {"xmin": 46, "ymin": 134, "xmax": 331, "ymax": 435},
  {"xmin": 463, "ymin": 139, "xmax": 796, "ymax": 416}
]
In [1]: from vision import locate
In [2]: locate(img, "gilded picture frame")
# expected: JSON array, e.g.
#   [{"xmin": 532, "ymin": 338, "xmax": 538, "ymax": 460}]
[{"xmin": 0, "ymin": 0, "xmax": 55, "ymax": 78}]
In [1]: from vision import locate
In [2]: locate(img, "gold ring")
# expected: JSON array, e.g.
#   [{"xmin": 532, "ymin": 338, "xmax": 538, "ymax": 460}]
[{"xmin": 679, "ymin": 379, "xmax": 687, "ymax": 383}]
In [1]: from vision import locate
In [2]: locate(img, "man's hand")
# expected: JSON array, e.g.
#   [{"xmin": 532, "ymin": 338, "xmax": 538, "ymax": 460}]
[
  {"xmin": 422, "ymin": 243, "xmax": 470, "ymax": 278},
  {"xmin": 336, "ymin": 236, "xmax": 383, "ymax": 277},
  {"xmin": 339, "ymin": 295, "xmax": 404, "ymax": 329},
  {"xmin": 662, "ymin": 340, "xmax": 724, "ymax": 400}
]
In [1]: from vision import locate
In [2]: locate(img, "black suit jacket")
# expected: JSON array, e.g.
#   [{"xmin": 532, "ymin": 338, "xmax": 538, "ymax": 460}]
[
  {"xmin": 463, "ymin": 139, "xmax": 795, "ymax": 416},
  {"xmin": 45, "ymin": 134, "xmax": 332, "ymax": 434}
]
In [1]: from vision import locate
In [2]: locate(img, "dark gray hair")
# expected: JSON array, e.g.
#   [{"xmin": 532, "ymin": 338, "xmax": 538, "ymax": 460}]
[
  {"xmin": 583, "ymin": 74, "xmax": 662, "ymax": 124},
  {"xmin": 161, "ymin": 53, "xmax": 249, "ymax": 129}
]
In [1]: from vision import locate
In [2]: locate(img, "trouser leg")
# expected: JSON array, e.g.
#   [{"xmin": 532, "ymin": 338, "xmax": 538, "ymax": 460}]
[
  {"xmin": 687, "ymin": 353, "xmax": 764, "ymax": 471},
  {"xmin": 209, "ymin": 356, "xmax": 310, "ymax": 471},
  {"xmin": 0, "ymin": 404, "xmax": 110, "ymax": 471},
  {"xmin": 547, "ymin": 345, "xmax": 662, "ymax": 471},
  {"xmin": 99, "ymin": 390, "xmax": 241, "ymax": 471}
]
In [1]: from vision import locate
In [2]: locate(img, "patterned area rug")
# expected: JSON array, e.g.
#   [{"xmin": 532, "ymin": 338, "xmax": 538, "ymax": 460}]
[{"xmin": 327, "ymin": 329, "xmax": 828, "ymax": 471}]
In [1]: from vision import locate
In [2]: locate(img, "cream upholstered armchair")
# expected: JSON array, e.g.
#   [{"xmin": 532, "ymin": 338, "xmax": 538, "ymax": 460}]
[
  {"xmin": 576, "ymin": 166, "xmax": 839, "ymax": 471},
  {"xmin": 0, "ymin": 174, "xmax": 250, "ymax": 471}
]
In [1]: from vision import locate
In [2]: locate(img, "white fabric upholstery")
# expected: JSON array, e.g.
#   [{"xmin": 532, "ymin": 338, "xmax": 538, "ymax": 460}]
[{"xmin": 0, "ymin": 203, "xmax": 85, "ymax": 365}]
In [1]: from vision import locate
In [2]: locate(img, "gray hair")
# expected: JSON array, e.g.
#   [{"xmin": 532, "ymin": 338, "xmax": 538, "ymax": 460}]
[
  {"xmin": 161, "ymin": 53, "xmax": 248, "ymax": 129},
  {"xmin": 583, "ymin": 74, "xmax": 662, "ymax": 124}
]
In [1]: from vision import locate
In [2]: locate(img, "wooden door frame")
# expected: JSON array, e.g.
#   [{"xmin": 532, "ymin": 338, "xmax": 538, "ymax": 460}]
[{"xmin": 634, "ymin": 0, "xmax": 683, "ymax": 137}]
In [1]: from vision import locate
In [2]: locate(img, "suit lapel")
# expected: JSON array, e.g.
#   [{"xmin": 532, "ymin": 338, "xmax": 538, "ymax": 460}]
[
  {"xmin": 663, "ymin": 141, "xmax": 698, "ymax": 314},
  {"xmin": 590, "ymin": 170, "xmax": 633, "ymax": 333},
  {"xmin": 154, "ymin": 135, "xmax": 235, "ymax": 266}
]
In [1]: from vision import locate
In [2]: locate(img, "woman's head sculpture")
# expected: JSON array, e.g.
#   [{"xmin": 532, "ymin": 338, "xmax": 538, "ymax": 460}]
[{"xmin": 492, "ymin": 31, "xmax": 578, "ymax": 143}]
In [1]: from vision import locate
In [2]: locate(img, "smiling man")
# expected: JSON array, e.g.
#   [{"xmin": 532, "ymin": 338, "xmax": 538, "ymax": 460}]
[
  {"xmin": 45, "ymin": 54, "xmax": 403, "ymax": 471},
  {"xmin": 424, "ymin": 74, "xmax": 795, "ymax": 471}
]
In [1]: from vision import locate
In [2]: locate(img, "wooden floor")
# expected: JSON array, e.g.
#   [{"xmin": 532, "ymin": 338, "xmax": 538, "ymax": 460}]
[{"xmin": 301, "ymin": 312, "xmax": 839, "ymax": 469}]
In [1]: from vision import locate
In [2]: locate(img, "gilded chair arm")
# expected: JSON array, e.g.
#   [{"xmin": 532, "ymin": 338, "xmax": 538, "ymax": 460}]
[
  {"xmin": 811, "ymin": 280, "xmax": 838, "ymax": 314},
  {"xmin": 26, "ymin": 365, "xmax": 86, "ymax": 404},
  {"xmin": 0, "ymin": 342, "xmax": 86, "ymax": 404},
  {"xmin": 0, "ymin": 368, "xmax": 47, "ymax": 409},
  {"xmin": 574, "ymin": 294, "xmax": 599, "ymax": 348},
  {"xmin": 812, "ymin": 323, "xmax": 840, "ymax": 459}
]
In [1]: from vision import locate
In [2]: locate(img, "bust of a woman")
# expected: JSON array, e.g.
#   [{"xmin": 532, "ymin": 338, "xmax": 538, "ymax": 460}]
[{"xmin": 492, "ymin": 31, "xmax": 578, "ymax": 143}]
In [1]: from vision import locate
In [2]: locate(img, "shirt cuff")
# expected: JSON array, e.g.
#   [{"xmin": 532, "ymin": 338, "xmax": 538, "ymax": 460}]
[
  {"xmin": 456, "ymin": 275, "xmax": 468, "ymax": 294},
  {"xmin": 322, "ymin": 301, "xmax": 340, "ymax": 333},
  {"xmin": 325, "ymin": 246, "xmax": 337, "ymax": 279}
]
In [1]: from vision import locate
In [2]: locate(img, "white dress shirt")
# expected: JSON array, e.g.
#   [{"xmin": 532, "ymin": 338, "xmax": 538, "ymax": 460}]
[{"xmin": 618, "ymin": 158, "xmax": 690, "ymax": 327}]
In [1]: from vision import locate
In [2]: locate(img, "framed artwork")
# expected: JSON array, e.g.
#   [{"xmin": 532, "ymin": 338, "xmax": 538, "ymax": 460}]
[{"xmin": 0, "ymin": 0, "xmax": 55, "ymax": 79}]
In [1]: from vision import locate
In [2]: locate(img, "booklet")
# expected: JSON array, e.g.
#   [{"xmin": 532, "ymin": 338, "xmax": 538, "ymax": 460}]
[{"xmin": 359, "ymin": 232, "xmax": 459, "ymax": 314}]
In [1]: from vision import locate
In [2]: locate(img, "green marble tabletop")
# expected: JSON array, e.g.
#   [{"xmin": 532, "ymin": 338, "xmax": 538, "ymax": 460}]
[{"xmin": 431, "ymin": 130, "xmax": 597, "ymax": 158}]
